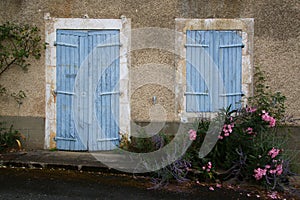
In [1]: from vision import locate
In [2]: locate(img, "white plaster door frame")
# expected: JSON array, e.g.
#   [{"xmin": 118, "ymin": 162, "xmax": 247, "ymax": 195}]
[{"xmin": 44, "ymin": 14, "xmax": 131, "ymax": 149}]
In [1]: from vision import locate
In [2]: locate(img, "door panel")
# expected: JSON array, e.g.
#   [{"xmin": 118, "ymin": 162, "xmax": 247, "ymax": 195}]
[
  {"xmin": 56, "ymin": 30, "xmax": 88, "ymax": 150},
  {"xmin": 89, "ymin": 31, "xmax": 120, "ymax": 151}
]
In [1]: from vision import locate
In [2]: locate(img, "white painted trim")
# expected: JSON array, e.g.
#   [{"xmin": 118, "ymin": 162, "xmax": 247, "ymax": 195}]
[
  {"xmin": 44, "ymin": 14, "xmax": 131, "ymax": 149},
  {"xmin": 175, "ymin": 18, "xmax": 254, "ymax": 122}
]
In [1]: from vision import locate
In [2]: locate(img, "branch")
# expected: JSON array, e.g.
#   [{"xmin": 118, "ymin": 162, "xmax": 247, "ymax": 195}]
[{"xmin": 0, "ymin": 57, "xmax": 17, "ymax": 76}]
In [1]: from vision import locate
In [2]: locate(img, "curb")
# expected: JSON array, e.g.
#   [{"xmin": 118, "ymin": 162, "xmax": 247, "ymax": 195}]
[{"xmin": 0, "ymin": 160, "xmax": 114, "ymax": 172}]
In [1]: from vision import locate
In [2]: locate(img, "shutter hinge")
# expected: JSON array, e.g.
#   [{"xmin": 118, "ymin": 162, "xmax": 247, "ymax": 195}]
[
  {"xmin": 219, "ymin": 92, "xmax": 244, "ymax": 97},
  {"xmin": 219, "ymin": 44, "xmax": 245, "ymax": 48},
  {"xmin": 52, "ymin": 89, "xmax": 57, "ymax": 96}
]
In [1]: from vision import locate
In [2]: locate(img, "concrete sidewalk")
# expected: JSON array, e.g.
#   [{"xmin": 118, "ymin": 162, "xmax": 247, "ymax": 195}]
[
  {"xmin": 0, "ymin": 149, "xmax": 154, "ymax": 175},
  {"xmin": 0, "ymin": 150, "xmax": 130, "ymax": 173}
]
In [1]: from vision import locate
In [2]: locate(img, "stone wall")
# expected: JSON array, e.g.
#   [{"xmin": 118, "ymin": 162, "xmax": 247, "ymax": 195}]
[
  {"xmin": 0, "ymin": 0, "xmax": 298, "ymax": 121},
  {"xmin": 0, "ymin": 0, "xmax": 299, "ymax": 149},
  {"xmin": 0, "ymin": 116, "xmax": 45, "ymax": 150}
]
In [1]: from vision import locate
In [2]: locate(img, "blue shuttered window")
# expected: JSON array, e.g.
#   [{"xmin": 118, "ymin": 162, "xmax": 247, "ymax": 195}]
[
  {"xmin": 56, "ymin": 30, "xmax": 120, "ymax": 151},
  {"xmin": 186, "ymin": 30, "xmax": 243, "ymax": 112}
]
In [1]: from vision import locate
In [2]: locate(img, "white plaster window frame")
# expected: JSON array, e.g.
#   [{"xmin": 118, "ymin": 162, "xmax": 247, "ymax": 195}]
[
  {"xmin": 175, "ymin": 18, "xmax": 254, "ymax": 122},
  {"xmin": 44, "ymin": 14, "xmax": 131, "ymax": 149}
]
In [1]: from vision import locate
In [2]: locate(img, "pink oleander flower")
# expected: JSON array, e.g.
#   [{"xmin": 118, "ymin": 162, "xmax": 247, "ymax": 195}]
[
  {"xmin": 219, "ymin": 122, "xmax": 235, "ymax": 139},
  {"xmin": 228, "ymin": 126, "xmax": 233, "ymax": 133},
  {"xmin": 268, "ymin": 147, "xmax": 280, "ymax": 158},
  {"xmin": 254, "ymin": 168, "xmax": 267, "ymax": 180},
  {"xmin": 207, "ymin": 162, "xmax": 212, "ymax": 169},
  {"xmin": 223, "ymin": 125, "xmax": 227, "ymax": 133},
  {"xmin": 265, "ymin": 165, "xmax": 271, "ymax": 169},
  {"xmin": 261, "ymin": 110, "xmax": 276, "ymax": 127},
  {"xmin": 202, "ymin": 162, "xmax": 213, "ymax": 172},
  {"xmin": 222, "ymin": 123, "xmax": 234, "ymax": 135},
  {"xmin": 262, "ymin": 110, "xmax": 266, "ymax": 115},
  {"xmin": 268, "ymin": 162, "xmax": 283, "ymax": 175},
  {"xmin": 269, "ymin": 117, "xmax": 276, "ymax": 127},
  {"xmin": 246, "ymin": 127, "xmax": 254, "ymax": 135},
  {"xmin": 188, "ymin": 129, "xmax": 197, "ymax": 141},
  {"xmin": 276, "ymin": 163, "xmax": 283, "ymax": 175},
  {"xmin": 267, "ymin": 191, "xmax": 279, "ymax": 199}
]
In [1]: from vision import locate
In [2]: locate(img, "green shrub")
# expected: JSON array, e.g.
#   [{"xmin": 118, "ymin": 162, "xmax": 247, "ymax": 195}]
[
  {"xmin": 120, "ymin": 67, "xmax": 294, "ymax": 192},
  {"xmin": 184, "ymin": 67, "xmax": 293, "ymax": 191},
  {"xmin": 119, "ymin": 131, "xmax": 191, "ymax": 188},
  {"xmin": 0, "ymin": 122, "xmax": 23, "ymax": 152}
]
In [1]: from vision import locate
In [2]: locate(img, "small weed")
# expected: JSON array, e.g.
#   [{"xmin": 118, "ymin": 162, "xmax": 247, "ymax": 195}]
[{"xmin": 0, "ymin": 122, "xmax": 24, "ymax": 152}]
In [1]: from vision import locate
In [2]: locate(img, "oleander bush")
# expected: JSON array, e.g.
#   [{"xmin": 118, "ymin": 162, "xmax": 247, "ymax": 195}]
[{"xmin": 120, "ymin": 67, "xmax": 294, "ymax": 191}]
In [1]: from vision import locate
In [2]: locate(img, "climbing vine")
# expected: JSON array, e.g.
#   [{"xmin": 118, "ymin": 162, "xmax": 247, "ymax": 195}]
[{"xmin": 0, "ymin": 21, "xmax": 42, "ymax": 104}]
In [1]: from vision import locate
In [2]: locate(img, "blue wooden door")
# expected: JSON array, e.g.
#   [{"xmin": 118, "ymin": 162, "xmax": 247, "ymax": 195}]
[
  {"xmin": 56, "ymin": 30, "xmax": 120, "ymax": 151},
  {"xmin": 186, "ymin": 30, "xmax": 243, "ymax": 112}
]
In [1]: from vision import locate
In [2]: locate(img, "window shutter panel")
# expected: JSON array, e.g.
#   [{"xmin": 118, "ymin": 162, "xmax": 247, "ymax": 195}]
[
  {"xmin": 218, "ymin": 31, "xmax": 243, "ymax": 111},
  {"xmin": 186, "ymin": 30, "xmax": 211, "ymax": 112}
]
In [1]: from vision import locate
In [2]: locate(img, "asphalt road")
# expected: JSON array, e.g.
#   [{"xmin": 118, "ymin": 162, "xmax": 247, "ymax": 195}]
[{"xmin": 0, "ymin": 167, "xmax": 271, "ymax": 200}]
